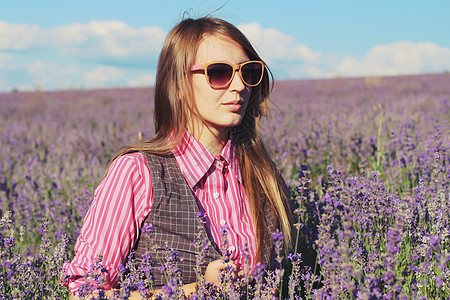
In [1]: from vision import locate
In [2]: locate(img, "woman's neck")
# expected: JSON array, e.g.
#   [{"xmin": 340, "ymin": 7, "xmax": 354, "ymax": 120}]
[{"xmin": 188, "ymin": 125, "xmax": 229, "ymax": 156}]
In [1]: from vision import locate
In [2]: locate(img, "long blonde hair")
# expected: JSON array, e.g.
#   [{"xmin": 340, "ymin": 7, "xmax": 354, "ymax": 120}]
[{"xmin": 110, "ymin": 17, "xmax": 293, "ymax": 259}]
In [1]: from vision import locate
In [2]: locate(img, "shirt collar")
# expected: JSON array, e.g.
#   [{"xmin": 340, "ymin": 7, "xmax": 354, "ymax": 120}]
[
  {"xmin": 222, "ymin": 135, "xmax": 242, "ymax": 183},
  {"xmin": 171, "ymin": 130, "xmax": 242, "ymax": 188}
]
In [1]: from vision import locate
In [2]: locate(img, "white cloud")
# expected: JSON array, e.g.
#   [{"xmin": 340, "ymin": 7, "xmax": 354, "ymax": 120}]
[
  {"xmin": 54, "ymin": 20, "xmax": 166, "ymax": 61},
  {"xmin": 27, "ymin": 61, "xmax": 78, "ymax": 77},
  {"xmin": 0, "ymin": 20, "xmax": 166, "ymax": 62},
  {"xmin": 238, "ymin": 23, "xmax": 321, "ymax": 64},
  {"xmin": 25, "ymin": 61, "xmax": 79, "ymax": 89},
  {"xmin": 238, "ymin": 23, "xmax": 450, "ymax": 79},
  {"xmin": 0, "ymin": 21, "xmax": 46, "ymax": 50},
  {"xmin": 0, "ymin": 20, "xmax": 449, "ymax": 91},
  {"xmin": 335, "ymin": 41, "xmax": 450, "ymax": 77},
  {"xmin": 0, "ymin": 52, "xmax": 15, "ymax": 68},
  {"xmin": 0, "ymin": 21, "xmax": 165, "ymax": 90},
  {"xmin": 82, "ymin": 65, "xmax": 125, "ymax": 87},
  {"xmin": 127, "ymin": 73, "xmax": 155, "ymax": 87}
]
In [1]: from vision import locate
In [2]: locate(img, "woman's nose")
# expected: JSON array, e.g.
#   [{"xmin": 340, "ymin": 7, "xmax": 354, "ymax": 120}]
[{"xmin": 228, "ymin": 70, "xmax": 246, "ymax": 92}]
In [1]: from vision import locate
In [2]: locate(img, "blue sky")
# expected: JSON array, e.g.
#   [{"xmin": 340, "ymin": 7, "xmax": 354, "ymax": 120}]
[{"xmin": 1, "ymin": 0, "xmax": 449, "ymax": 91}]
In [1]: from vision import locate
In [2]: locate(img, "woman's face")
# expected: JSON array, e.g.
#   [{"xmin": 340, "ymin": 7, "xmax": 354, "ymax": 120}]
[{"xmin": 189, "ymin": 34, "xmax": 252, "ymax": 139}]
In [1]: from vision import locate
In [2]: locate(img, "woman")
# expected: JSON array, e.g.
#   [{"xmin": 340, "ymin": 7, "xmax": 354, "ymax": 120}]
[{"xmin": 64, "ymin": 17, "xmax": 294, "ymax": 298}]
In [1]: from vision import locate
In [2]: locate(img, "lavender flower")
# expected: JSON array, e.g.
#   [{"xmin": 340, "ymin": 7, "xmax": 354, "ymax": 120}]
[{"xmin": 1, "ymin": 73, "xmax": 449, "ymax": 298}]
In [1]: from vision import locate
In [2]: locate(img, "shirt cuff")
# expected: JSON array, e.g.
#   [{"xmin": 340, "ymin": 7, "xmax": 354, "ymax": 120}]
[{"xmin": 62, "ymin": 255, "xmax": 120, "ymax": 293}]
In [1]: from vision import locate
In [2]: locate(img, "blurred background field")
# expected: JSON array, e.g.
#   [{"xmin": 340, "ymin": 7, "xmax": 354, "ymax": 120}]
[{"xmin": 0, "ymin": 72, "xmax": 448, "ymax": 298}]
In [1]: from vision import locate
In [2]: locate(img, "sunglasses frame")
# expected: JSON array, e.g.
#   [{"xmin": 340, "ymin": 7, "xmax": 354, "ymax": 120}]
[{"xmin": 190, "ymin": 60, "xmax": 265, "ymax": 88}]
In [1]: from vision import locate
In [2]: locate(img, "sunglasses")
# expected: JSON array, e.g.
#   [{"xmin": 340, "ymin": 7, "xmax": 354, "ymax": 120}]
[{"xmin": 190, "ymin": 61, "xmax": 265, "ymax": 88}]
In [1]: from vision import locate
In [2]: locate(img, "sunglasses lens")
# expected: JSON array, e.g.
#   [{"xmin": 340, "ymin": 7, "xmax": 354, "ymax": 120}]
[
  {"xmin": 241, "ymin": 62, "xmax": 263, "ymax": 86},
  {"xmin": 207, "ymin": 63, "xmax": 233, "ymax": 87}
]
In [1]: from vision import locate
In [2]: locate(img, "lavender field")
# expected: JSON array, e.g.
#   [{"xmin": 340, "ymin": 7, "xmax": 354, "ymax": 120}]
[{"xmin": 0, "ymin": 73, "xmax": 449, "ymax": 299}]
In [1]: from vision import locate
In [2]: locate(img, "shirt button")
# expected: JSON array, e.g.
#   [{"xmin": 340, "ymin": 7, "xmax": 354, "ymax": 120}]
[
  {"xmin": 69, "ymin": 282, "xmax": 76, "ymax": 289},
  {"xmin": 220, "ymin": 219, "xmax": 226, "ymax": 226},
  {"xmin": 228, "ymin": 245, "xmax": 236, "ymax": 252},
  {"xmin": 213, "ymin": 192, "xmax": 220, "ymax": 199}
]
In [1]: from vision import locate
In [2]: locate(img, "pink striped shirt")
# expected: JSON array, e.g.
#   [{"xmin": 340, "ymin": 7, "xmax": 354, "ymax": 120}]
[{"xmin": 63, "ymin": 131, "xmax": 256, "ymax": 293}]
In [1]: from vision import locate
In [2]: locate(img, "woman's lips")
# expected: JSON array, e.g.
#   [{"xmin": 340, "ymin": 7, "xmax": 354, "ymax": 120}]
[{"xmin": 223, "ymin": 101, "xmax": 244, "ymax": 112}]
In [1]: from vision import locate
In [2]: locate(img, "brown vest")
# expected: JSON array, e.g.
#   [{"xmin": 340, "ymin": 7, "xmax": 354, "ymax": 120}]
[{"xmin": 133, "ymin": 152, "xmax": 277, "ymax": 287}]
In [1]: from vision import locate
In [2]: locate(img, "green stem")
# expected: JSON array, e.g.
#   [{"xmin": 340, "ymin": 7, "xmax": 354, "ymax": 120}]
[
  {"xmin": 306, "ymin": 251, "xmax": 320, "ymax": 298},
  {"xmin": 375, "ymin": 103, "xmax": 383, "ymax": 172}
]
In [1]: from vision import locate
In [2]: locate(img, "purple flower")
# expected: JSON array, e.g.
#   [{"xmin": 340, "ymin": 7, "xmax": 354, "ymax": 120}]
[
  {"xmin": 252, "ymin": 263, "xmax": 266, "ymax": 280},
  {"xmin": 288, "ymin": 253, "xmax": 302, "ymax": 263},
  {"xmin": 118, "ymin": 263, "xmax": 127, "ymax": 274},
  {"xmin": 272, "ymin": 231, "xmax": 284, "ymax": 242},
  {"xmin": 4, "ymin": 237, "xmax": 15, "ymax": 248},
  {"xmin": 386, "ymin": 226, "xmax": 402, "ymax": 254},
  {"xmin": 141, "ymin": 222, "xmax": 153, "ymax": 233},
  {"xmin": 430, "ymin": 235, "xmax": 441, "ymax": 251},
  {"xmin": 196, "ymin": 211, "xmax": 206, "ymax": 219},
  {"xmin": 161, "ymin": 284, "xmax": 174, "ymax": 297}
]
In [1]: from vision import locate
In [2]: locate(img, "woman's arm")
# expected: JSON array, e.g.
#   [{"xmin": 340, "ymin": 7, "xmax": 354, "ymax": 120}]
[{"xmin": 64, "ymin": 153, "xmax": 154, "ymax": 293}]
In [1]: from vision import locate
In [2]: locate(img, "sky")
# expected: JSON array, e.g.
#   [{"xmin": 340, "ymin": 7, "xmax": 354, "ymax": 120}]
[{"xmin": 1, "ymin": 0, "xmax": 449, "ymax": 92}]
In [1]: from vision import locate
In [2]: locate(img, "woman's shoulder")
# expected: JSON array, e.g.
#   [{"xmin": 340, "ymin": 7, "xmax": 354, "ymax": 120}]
[
  {"xmin": 112, "ymin": 152, "xmax": 146, "ymax": 165},
  {"xmin": 120, "ymin": 151, "xmax": 146, "ymax": 160},
  {"xmin": 109, "ymin": 152, "xmax": 150, "ymax": 176},
  {"xmin": 111, "ymin": 151, "xmax": 176, "ymax": 176}
]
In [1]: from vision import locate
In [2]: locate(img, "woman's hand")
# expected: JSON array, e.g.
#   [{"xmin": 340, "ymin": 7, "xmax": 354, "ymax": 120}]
[
  {"xmin": 204, "ymin": 259, "xmax": 227, "ymax": 285},
  {"xmin": 204, "ymin": 259, "xmax": 244, "ymax": 285}
]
